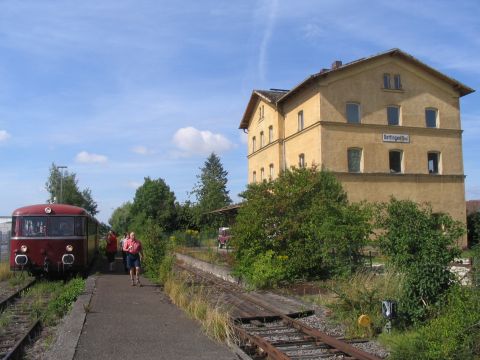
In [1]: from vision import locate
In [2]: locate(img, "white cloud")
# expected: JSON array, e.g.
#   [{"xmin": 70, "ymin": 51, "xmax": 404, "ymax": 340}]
[
  {"xmin": 75, "ymin": 151, "xmax": 108, "ymax": 164},
  {"xmin": 131, "ymin": 145, "xmax": 151, "ymax": 155},
  {"xmin": 0, "ymin": 130, "xmax": 11, "ymax": 141},
  {"xmin": 172, "ymin": 127, "xmax": 234, "ymax": 156}
]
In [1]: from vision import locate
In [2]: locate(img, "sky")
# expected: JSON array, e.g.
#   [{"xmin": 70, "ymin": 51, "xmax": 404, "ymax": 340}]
[{"xmin": 0, "ymin": 0, "xmax": 479, "ymax": 223}]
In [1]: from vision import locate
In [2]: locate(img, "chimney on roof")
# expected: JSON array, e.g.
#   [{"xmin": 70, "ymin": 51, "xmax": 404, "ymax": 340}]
[{"xmin": 331, "ymin": 60, "xmax": 342, "ymax": 70}]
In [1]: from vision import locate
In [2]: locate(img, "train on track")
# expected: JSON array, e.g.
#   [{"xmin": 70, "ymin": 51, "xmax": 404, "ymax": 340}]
[{"xmin": 10, "ymin": 204, "xmax": 100, "ymax": 276}]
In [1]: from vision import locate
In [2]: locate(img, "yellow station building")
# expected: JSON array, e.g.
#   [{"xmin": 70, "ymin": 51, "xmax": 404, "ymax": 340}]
[{"xmin": 239, "ymin": 49, "xmax": 474, "ymax": 247}]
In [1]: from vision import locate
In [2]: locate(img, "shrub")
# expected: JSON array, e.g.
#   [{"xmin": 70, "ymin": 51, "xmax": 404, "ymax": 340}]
[
  {"xmin": 139, "ymin": 220, "xmax": 169, "ymax": 278},
  {"xmin": 232, "ymin": 167, "xmax": 372, "ymax": 287},
  {"xmin": 467, "ymin": 211, "xmax": 480, "ymax": 248},
  {"xmin": 242, "ymin": 250, "xmax": 288, "ymax": 289},
  {"xmin": 376, "ymin": 199, "xmax": 464, "ymax": 324},
  {"xmin": 383, "ymin": 286, "xmax": 480, "ymax": 360}
]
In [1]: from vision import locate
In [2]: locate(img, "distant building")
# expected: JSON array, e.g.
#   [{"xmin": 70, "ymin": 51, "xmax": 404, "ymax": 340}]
[
  {"xmin": 467, "ymin": 200, "xmax": 480, "ymax": 216},
  {"xmin": 239, "ymin": 49, "xmax": 474, "ymax": 248},
  {"xmin": 0, "ymin": 217, "xmax": 11, "ymax": 262}
]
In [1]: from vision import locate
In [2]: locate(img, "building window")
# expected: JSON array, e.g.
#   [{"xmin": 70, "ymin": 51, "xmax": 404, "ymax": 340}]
[
  {"xmin": 252, "ymin": 171, "xmax": 256, "ymax": 182},
  {"xmin": 298, "ymin": 110, "xmax": 304, "ymax": 131},
  {"xmin": 252, "ymin": 136, "xmax": 256, "ymax": 152},
  {"xmin": 346, "ymin": 103, "xmax": 360, "ymax": 124},
  {"xmin": 298, "ymin": 153, "xmax": 305, "ymax": 168},
  {"xmin": 269, "ymin": 163, "xmax": 274, "ymax": 179},
  {"xmin": 260, "ymin": 131, "xmax": 265, "ymax": 147},
  {"xmin": 383, "ymin": 73, "xmax": 391, "ymax": 89},
  {"xmin": 425, "ymin": 108, "xmax": 438, "ymax": 128},
  {"xmin": 394, "ymin": 74, "xmax": 402, "ymax": 90},
  {"xmin": 347, "ymin": 148, "xmax": 362, "ymax": 173},
  {"xmin": 387, "ymin": 106, "xmax": 400, "ymax": 126},
  {"xmin": 259, "ymin": 104, "xmax": 264, "ymax": 121},
  {"xmin": 428, "ymin": 152, "xmax": 440, "ymax": 174},
  {"xmin": 268, "ymin": 126, "xmax": 273, "ymax": 143},
  {"xmin": 260, "ymin": 167, "xmax": 265, "ymax": 181},
  {"xmin": 389, "ymin": 150, "xmax": 402, "ymax": 173}
]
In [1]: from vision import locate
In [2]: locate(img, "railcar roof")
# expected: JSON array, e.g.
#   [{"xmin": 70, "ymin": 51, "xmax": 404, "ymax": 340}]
[{"xmin": 12, "ymin": 204, "xmax": 89, "ymax": 216}]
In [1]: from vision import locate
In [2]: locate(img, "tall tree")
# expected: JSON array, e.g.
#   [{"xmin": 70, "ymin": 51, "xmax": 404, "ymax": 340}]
[
  {"xmin": 192, "ymin": 153, "xmax": 232, "ymax": 230},
  {"xmin": 131, "ymin": 177, "xmax": 177, "ymax": 232},
  {"xmin": 109, "ymin": 202, "xmax": 133, "ymax": 234},
  {"xmin": 45, "ymin": 163, "xmax": 98, "ymax": 216}
]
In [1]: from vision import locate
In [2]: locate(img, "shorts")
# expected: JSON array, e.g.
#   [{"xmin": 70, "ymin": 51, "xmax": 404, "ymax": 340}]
[
  {"xmin": 106, "ymin": 251, "xmax": 116, "ymax": 263},
  {"xmin": 127, "ymin": 253, "xmax": 141, "ymax": 269}
]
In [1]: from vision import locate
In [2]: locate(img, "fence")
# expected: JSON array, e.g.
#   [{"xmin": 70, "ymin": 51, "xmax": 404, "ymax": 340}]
[{"xmin": 0, "ymin": 217, "xmax": 11, "ymax": 262}]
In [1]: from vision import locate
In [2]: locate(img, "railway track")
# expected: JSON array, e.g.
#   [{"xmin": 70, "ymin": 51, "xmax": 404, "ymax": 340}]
[
  {"xmin": 0, "ymin": 278, "xmax": 42, "ymax": 360},
  {"xmin": 175, "ymin": 262, "xmax": 382, "ymax": 360}
]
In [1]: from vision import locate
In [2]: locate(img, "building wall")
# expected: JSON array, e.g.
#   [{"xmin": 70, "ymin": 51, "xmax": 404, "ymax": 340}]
[
  {"xmin": 336, "ymin": 173, "xmax": 467, "ymax": 248},
  {"xmin": 244, "ymin": 55, "xmax": 469, "ymax": 246}
]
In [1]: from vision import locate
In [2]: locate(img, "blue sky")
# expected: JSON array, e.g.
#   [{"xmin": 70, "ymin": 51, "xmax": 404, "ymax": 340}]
[{"xmin": 0, "ymin": 0, "xmax": 479, "ymax": 223}]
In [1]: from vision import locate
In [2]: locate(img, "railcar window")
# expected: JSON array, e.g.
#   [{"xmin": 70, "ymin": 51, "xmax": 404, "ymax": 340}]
[
  {"xmin": 75, "ymin": 217, "xmax": 86, "ymax": 236},
  {"xmin": 21, "ymin": 217, "xmax": 47, "ymax": 237},
  {"xmin": 48, "ymin": 217, "xmax": 75, "ymax": 236},
  {"xmin": 11, "ymin": 216, "xmax": 17, "ymax": 237}
]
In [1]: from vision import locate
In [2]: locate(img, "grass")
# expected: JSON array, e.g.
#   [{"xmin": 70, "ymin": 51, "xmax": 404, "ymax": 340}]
[
  {"xmin": 163, "ymin": 271, "xmax": 234, "ymax": 343},
  {"xmin": 306, "ymin": 270, "xmax": 403, "ymax": 338},
  {"xmin": 0, "ymin": 262, "xmax": 13, "ymax": 282},
  {"xmin": 176, "ymin": 246, "xmax": 234, "ymax": 267}
]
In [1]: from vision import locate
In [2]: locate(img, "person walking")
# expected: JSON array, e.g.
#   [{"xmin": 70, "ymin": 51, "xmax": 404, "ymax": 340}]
[
  {"xmin": 105, "ymin": 230, "xmax": 117, "ymax": 272},
  {"xmin": 123, "ymin": 232, "xmax": 143, "ymax": 286},
  {"xmin": 119, "ymin": 232, "xmax": 129, "ymax": 274}
]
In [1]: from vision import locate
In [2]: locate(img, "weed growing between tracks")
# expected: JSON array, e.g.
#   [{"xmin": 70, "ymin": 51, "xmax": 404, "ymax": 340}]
[{"xmin": 163, "ymin": 271, "xmax": 234, "ymax": 343}]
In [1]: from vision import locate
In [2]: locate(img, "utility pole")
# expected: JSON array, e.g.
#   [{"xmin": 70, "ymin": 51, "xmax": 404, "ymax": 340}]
[{"xmin": 57, "ymin": 166, "xmax": 67, "ymax": 203}]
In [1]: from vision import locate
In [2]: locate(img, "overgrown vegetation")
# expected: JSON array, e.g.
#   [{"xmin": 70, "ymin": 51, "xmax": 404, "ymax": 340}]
[
  {"xmin": 0, "ymin": 262, "xmax": 13, "ymax": 282},
  {"xmin": 382, "ymin": 286, "xmax": 480, "ymax": 360},
  {"xmin": 468, "ymin": 210, "xmax": 480, "ymax": 248},
  {"xmin": 321, "ymin": 270, "xmax": 404, "ymax": 338},
  {"xmin": 232, "ymin": 167, "xmax": 371, "ymax": 287},
  {"xmin": 376, "ymin": 199, "xmax": 464, "ymax": 324},
  {"xmin": 163, "ymin": 270, "xmax": 234, "ymax": 342}
]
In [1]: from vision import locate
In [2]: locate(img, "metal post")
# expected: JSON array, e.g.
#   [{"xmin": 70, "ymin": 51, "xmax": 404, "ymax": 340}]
[{"xmin": 57, "ymin": 166, "xmax": 67, "ymax": 203}]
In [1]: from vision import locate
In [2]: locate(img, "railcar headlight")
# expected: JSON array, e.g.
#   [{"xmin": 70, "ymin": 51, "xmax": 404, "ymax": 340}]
[
  {"xmin": 20, "ymin": 245, "xmax": 28, "ymax": 253},
  {"xmin": 66, "ymin": 244, "xmax": 73, "ymax": 252}
]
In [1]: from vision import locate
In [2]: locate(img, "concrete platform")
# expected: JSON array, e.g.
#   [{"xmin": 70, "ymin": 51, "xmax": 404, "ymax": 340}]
[{"xmin": 59, "ymin": 259, "xmax": 238, "ymax": 360}]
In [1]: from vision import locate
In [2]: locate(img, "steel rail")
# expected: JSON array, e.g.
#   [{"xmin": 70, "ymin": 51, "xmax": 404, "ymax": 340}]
[
  {"xmin": 0, "ymin": 278, "xmax": 36, "ymax": 313},
  {"xmin": 176, "ymin": 261, "xmax": 382, "ymax": 360},
  {"xmin": 1, "ymin": 319, "xmax": 42, "ymax": 360}
]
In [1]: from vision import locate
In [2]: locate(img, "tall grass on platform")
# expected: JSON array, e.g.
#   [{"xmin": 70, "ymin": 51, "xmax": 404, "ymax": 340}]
[{"xmin": 163, "ymin": 272, "xmax": 234, "ymax": 343}]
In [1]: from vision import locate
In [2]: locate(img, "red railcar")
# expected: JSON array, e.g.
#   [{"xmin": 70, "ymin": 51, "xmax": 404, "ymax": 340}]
[{"xmin": 10, "ymin": 204, "xmax": 99, "ymax": 275}]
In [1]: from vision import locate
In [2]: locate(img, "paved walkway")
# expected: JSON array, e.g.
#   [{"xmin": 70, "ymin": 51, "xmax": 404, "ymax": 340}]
[{"xmin": 73, "ymin": 262, "xmax": 237, "ymax": 360}]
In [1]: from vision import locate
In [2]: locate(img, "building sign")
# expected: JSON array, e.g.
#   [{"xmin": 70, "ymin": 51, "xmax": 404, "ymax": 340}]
[{"xmin": 383, "ymin": 133, "xmax": 410, "ymax": 143}]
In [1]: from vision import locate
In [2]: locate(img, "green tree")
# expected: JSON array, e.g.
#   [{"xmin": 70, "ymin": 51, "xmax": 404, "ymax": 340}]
[
  {"xmin": 232, "ymin": 167, "xmax": 371, "ymax": 287},
  {"xmin": 375, "ymin": 198, "xmax": 465, "ymax": 324},
  {"xmin": 467, "ymin": 211, "xmax": 480, "ymax": 248},
  {"xmin": 174, "ymin": 201, "xmax": 197, "ymax": 231},
  {"xmin": 131, "ymin": 177, "xmax": 177, "ymax": 232},
  {"xmin": 191, "ymin": 153, "xmax": 232, "ymax": 230},
  {"xmin": 109, "ymin": 202, "xmax": 133, "ymax": 234},
  {"xmin": 45, "ymin": 163, "xmax": 98, "ymax": 216}
]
